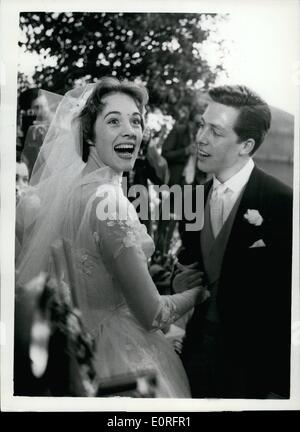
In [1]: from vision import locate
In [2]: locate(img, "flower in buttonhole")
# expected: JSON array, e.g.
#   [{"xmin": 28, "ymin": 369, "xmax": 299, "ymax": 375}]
[{"xmin": 243, "ymin": 209, "xmax": 263, "ymax": 226}]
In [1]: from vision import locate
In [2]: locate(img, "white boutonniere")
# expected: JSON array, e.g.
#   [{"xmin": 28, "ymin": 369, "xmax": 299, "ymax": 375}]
[{"xmin": 243, "ymin": 209, "xmax": 263, "ymax": 226}]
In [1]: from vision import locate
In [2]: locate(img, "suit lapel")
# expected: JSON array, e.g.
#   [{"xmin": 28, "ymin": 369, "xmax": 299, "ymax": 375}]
[
  {"xmin": 199, "ymin": 178, "xmax": 213, "ymax": 237},
  {"xmin": 223, "ymin": 166, "xmax": 265, "ymax": 262},
  {"xmin": 199, "ymin": 167, "xmax": 266, "ymax": 269}
]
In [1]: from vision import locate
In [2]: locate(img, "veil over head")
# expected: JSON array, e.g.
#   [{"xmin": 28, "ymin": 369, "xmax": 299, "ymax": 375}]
[
  {"xmin": 16, "ymin": 77, "xmax": 149, "ymax": 287},
  {"xmin": 16, "ymin": 84, "xmax": 95, "ymax": 286}
]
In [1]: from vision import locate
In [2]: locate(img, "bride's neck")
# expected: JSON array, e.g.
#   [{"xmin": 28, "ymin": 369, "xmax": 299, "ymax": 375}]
[
  {"xmin": 82, "ymin": 147, "xmax": 123, "ymax": 178},
  {"xmin": 83, "ymin": 147, "xmax": 101, "ymax": 174},
  {"xmin": 83, "ymin": 147, "xmax": 107, "ymax": 175}
]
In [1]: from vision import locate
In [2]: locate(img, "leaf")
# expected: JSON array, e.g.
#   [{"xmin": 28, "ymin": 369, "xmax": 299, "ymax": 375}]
[{"xmin": 19, "ymin": 12, "xmax": 227, "ymax": 115}]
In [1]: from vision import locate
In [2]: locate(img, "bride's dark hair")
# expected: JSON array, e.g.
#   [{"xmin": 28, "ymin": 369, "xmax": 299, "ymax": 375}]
[{"xmin": 78, "ymin": 77, "xmax": 149, "ymax": 162}]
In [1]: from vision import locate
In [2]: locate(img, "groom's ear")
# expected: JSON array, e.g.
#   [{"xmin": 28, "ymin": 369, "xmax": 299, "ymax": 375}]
[{"xmin": 239, "ymin": 138, "xmax": 255, "ymax": 156}]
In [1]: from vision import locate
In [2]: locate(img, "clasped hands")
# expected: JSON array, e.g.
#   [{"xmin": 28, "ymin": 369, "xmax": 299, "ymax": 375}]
[{"xmin": 172, "ymin": 261, "xmax": 210, "ymax": 304}]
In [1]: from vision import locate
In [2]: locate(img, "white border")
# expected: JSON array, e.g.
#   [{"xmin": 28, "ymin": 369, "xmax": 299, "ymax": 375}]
[{"xmin": 1, "ymin": 0, "xmax": 300, "ymax": 412}]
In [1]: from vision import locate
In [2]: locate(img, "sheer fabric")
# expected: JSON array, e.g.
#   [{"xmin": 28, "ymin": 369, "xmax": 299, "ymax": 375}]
[{"xmin": 16, "ymin": 86, "xmax": 93, "ymax": 287}]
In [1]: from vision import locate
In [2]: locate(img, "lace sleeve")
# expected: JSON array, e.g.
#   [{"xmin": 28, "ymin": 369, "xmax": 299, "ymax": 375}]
[
  {"xmin": 152, "ymin": 296, "xmax": 180, "ymax": 329},
  {"xmin": 150, "ymin": 290, "xmax": 199, "ymax": 331},
  {"xmin": 99, "ymin": 215, "xmax": 144, "ymax": 259},
  {"xmin": 91, "ymin": 184, "xmax": 149, "ymax": 260}
]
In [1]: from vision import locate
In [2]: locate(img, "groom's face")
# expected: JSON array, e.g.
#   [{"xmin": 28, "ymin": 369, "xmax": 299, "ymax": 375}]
[{"xmin": 196, "ymin": 101, "xmax": 245, "ymax": 180}]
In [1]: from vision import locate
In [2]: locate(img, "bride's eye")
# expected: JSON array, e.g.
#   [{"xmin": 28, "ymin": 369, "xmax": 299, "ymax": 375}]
[
  {"xmin": 131, "ymin": 117, "xmax": 142, "ymax": 126},
  {"xmin": 108, "ymin": 118, "xmax": 119, "ymax": 125}
]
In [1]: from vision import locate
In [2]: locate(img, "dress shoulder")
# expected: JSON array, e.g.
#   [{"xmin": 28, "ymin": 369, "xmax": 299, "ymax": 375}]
[{"xmin": 89, "ymin": 183, "xmax": 155, "ymax": 260}]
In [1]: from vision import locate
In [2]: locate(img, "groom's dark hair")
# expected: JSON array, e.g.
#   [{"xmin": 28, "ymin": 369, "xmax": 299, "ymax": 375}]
[{"xmin": 208, "ymin": 85, "xmax": 271, "ymax": 154}]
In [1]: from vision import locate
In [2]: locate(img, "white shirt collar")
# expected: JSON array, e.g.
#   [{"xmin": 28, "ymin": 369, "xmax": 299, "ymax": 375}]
[{"xmin": 213, "ymin": 158, "xmax": 255, "ymax": 194}]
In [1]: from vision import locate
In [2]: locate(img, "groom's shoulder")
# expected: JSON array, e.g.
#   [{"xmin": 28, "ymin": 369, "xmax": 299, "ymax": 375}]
[{"xmin": 254, "ymin": 165, "xmax": 292, "ymax": 199}]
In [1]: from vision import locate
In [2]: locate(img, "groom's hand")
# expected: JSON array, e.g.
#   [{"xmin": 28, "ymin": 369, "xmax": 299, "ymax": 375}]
[
  {"xmin": 173, "ymin": 262, "xmax": 205, "ymax": 293},
  {"xmin": 173, "ymin": 262, "xmax": 210, "ymax": 304}
]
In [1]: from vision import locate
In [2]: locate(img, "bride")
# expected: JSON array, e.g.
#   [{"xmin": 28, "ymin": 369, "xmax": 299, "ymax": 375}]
[{"xmin": 16, "ymin": 77, "xmax": 207, "ymax": 397}]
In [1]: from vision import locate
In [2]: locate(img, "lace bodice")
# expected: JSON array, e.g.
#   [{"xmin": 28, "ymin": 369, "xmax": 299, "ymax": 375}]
[
  {"xmin": 59, "ymin": 169, "xmax": 151, "ymax": 320},
  {"xmin": 57, "ymin": 163, "xmax": 199, "ymax": 338}
]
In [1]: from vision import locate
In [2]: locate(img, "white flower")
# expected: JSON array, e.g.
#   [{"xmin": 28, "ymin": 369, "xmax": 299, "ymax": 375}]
[{"xmin": 243, "ymin": 209, "xmax": 263, "ymax": 226}]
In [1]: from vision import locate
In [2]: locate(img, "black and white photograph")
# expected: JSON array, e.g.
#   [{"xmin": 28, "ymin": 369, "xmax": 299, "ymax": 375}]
[{"xmin": 1, "ymin": 0, "xmax": 299, "ymax": 413}]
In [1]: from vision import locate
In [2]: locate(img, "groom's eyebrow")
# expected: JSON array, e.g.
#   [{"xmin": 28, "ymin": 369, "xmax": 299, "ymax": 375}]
[
  {"xmin": 202, "ymin": 117, "xmax": 227, "ymax": 133},
  {"xmin": 211, "ymin": 123, "xmax": 227, "ymax": 132}
]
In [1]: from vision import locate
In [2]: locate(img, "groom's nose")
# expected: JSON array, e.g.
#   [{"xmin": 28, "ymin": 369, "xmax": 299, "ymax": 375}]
[{"xmin": 196, "ymin": 127, "xmax": 209, "ymax": 145}]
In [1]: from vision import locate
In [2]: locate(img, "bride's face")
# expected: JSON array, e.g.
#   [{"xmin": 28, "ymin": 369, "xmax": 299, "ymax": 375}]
[{"xmin": 93, "ymin": 92, "xmax": 143, "ymax": 172}]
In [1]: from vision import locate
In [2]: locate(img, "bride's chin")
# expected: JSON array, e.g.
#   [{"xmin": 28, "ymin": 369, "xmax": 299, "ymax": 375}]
[
  {"xmin": 112, "ymin": 160, "xmax": 135, "ymax": 173},
  {"xmin": 123, "ymin": 162, "xmax": 135, "ymax": 172},
  {"xmin": 123, "ymin": 158, "xmax": 137, "ymax": 170}
]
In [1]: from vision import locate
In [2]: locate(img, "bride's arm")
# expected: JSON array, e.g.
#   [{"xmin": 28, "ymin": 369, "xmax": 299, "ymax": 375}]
[
  {"xmin": 108, "ymin": 245, "xmax": 201, "ymax": 331},
  {"xmin": 91, "ymin": 192, "xmax": 205, "ymax": 331}
]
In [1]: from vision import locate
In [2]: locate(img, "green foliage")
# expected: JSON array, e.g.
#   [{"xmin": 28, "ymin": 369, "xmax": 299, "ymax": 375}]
[{"xmin": 19, "ymin": 12, "xmax": 227, "ymax": 117}]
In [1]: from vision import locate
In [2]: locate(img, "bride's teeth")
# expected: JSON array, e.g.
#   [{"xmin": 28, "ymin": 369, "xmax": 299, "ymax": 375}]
[{"xmin": 115, "ymin": 144, "xmax": 134, "ymax": 150}]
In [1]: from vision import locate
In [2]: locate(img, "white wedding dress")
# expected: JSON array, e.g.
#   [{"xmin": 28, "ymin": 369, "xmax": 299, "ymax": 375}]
[
  {"xmin": 15, "ymin": 86, "xmax": 195, "ymax": 398},
  {"xmin": 51, "ymin": 151, "xmax": 191, "ymax": 398}
]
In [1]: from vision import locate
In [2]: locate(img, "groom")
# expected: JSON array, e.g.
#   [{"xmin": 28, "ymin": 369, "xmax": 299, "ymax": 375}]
[{"xmin": 174, "ymin": 85, "xmax": 293, "ymax": 398}]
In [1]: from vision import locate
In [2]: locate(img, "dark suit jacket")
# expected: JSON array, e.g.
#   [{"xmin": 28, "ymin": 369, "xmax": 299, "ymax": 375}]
[{"xmin": 179, "ymin": 166, "xmax": 293, "ymax": 398}]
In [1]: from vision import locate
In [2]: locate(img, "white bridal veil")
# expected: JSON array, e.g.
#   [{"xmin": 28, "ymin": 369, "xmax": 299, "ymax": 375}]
[{"xmin": 16, "ymin": 84, "xmax": 95, "ymax": 287}]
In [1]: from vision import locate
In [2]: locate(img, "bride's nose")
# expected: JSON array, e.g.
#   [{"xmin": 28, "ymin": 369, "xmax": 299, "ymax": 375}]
[{"xmin": 121, "ymin": 121, "xmax": 136, "ymax": 139}]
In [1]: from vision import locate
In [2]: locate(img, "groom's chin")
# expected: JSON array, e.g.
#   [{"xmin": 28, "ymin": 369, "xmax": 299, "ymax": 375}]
[{"xmin": 197, "ymin": 161, "xmax": 212, "ymax": 174}]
